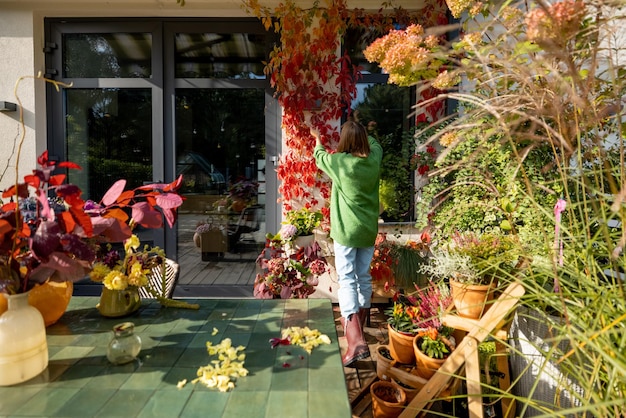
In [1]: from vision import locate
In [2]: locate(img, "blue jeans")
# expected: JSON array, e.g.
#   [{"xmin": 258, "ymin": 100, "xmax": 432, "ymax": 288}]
[{"xmin": 334, "ymin": 242, "xmax": 374, "ymax": 319}]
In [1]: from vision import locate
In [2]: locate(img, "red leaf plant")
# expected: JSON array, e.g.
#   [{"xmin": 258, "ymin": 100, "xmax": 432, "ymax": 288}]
[{"xmin": 0, "ymin": 151, "xmax": 184, "ymax": 294}]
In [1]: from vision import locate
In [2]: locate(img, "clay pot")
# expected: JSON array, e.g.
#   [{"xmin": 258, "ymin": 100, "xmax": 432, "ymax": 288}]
[
  {"xmin": 450, "ymin": 279, "xmax": 496, "ymax": 319},
  {"xmin": 376, "ymin": 345, "xmax": 396, "ymax": 381},
  {"xmin": 412, "ymin": 337, "xmax": 447, "ymax": 380},
  {"xmin": 387, "ymin": 324, "xmax": 416, "ymax": 364},
  {"xmin": 370, "ymin": 380, "xmax": 407, "ymax": 418},
  {"xmin": 390, "ymin": 378, "xmax": 420, "ymax": 403}
]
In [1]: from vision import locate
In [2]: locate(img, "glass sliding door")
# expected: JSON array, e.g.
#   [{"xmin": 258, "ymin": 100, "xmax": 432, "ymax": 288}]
[
  {"xmin": 65, "ymin": 88, "xmax": 153, "ymax": 201},
  {"xmin": 46, "ymin": 18, "xmax": 279, "ymax": 296},
  {"xmin": 167, "ymin": 22, "xmax": 279, "ymax": 289},
  {"xmin": 175, "ymin": 88, "xmax": 267, "ymax": 262}
]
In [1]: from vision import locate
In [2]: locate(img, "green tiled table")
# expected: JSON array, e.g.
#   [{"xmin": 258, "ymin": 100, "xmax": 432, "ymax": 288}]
[{"xmin": 0, "ymin": 298, "xmax": 351, "ymax": 418}]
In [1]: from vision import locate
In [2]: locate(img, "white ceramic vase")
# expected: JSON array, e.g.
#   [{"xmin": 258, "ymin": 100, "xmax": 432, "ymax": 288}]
[{"xmin": 0, "ymin": 292, "xmax": 49, "ymax": 386}]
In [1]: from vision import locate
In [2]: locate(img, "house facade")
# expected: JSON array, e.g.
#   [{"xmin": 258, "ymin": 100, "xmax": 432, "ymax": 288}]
[{"xmin": 0, "ymin": 0, "xmax": 438, "ymax": 295}]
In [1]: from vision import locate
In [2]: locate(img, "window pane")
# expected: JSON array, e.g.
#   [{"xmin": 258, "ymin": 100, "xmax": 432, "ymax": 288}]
[
  {"xmin": 344, "ymin": 27, "xmax": 386, "ymax": 75},
  {"xmin": 354, "ymin": 83, "xmax": 414, "ymax": 222},
  {"xmin": 65, "ymin": 88, "xmax": 153, "ymax": 201},
  {"xmin": 175, "ymin": 33, "xmax": 267, "ymax": 79},
  {"xmin": 64, "ymin": 33, "xmax": 152, "ymax": 78},
  {"xmin": 175, "ymin": 88, "xmax": 266, "ymax": 259}
]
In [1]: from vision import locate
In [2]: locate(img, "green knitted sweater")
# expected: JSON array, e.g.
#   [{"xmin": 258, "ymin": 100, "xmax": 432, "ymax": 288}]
[{"xmin": 314, "ymin": 137, "xmax": 382, "ymax": 248}]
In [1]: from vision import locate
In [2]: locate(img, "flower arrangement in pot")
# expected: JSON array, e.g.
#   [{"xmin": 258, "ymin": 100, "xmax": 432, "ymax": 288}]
[
  {"xmin": 385, "ymin": 281, "xmax": 452, "ymax": 364},
  {"xmin": 420, "ymin": 231, "xmax": 523, "ymax": 319},
  {"xmin": 253, "ymin": 235, "xmax": 329, "ymax": 299},
  {"xmin": 413, "ymin": 326, "xmax": 456, "ymax": 380},
  {"xmin": 228, "ymin": 177, "xmax": 258, "ymax": 212},
  {"xmin": 283, "ymin": 207, "xmax": 323, "ymax": 238}
]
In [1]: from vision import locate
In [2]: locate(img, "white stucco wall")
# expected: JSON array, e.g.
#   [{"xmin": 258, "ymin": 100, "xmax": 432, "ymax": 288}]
[{"xmin": 0, "ymin": 9, "xmax": 35, "ymax": 193}]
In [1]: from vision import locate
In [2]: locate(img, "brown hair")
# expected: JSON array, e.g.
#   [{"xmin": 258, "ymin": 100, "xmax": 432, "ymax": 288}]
[{"xmin": 337, "ymin": 121, "xmax": 370, "ymax": 157}]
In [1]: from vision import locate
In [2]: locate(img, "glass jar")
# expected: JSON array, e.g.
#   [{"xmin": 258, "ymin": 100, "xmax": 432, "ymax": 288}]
[{"xmin": 107, "ymin": 322, "xmax": 142, "ymax": 365}]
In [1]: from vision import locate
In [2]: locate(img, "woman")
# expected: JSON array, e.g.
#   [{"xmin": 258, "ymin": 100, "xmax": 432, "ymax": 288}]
[{"xmin": 312, "ymin": 120, "xmax": 382, "ymax": 367}]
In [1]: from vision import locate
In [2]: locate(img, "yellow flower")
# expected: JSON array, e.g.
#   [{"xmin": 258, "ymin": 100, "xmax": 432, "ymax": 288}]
[
  {"xmin": 124, "ymin": 234, "xmax": 140, "ymax": 253},
  {"xmin": 127, "ymin": 262, "xmax": 148, "ymax": 287},
  {"xmin": 439, "ymin": 131, "xmax": 458, "ymax": 148},
  {"xmin": 89, "ymin": 263, "xmax": 110, "ymax": 282},
  {"xmin": 103, "ymin": 270, "xmax": 128, "ymax": 290}
]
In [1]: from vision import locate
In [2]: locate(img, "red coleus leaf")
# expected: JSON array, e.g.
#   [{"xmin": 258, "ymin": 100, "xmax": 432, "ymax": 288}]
[
  {"xmin": 58, "ymin": 211, "xmax": 76, "ymax": 234},
  {"xmin": 69, "ymin": 205, "xmax": 94, "ymax": 237},
  {"xmin": 116, "ymin": 190, "xmax": 135, "ymax": 206},
  {"xmin": 131, "ymin": 202, "xmax": 163, "ymax": 229},
  {"xmin": 103, "ymin": 208, "xmax": 130, "ymax": 224},
  {"xmin": 48, "ymin": 174, "xmax": 67, "ymax": 187},
  {"xmin": 101, "ymin": 179, "xmax": 126, "ymax": 206},
  {"xmin": 57, "ymin": 161, "xmax": 82, "ymax": 170},
  {"xmin": 37, "ymin": 150, "xmax": 54, "ymax": 167},
  {"xmin": 23, "ymin": 175, "xmax": 40, "ymax": 190}
]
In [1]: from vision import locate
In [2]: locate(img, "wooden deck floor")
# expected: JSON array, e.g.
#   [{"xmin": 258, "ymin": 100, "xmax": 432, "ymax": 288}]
[{"xmin": 173, "ymin": 213, "xmax": 263, "ymax": 298}]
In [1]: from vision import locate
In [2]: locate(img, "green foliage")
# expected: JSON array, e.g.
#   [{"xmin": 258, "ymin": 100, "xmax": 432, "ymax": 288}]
[
  {"xmin": 356, "ymin": 0, "xmax": 626, "ymax": 415},
  {"xmin": 378, "ymin": 128, "xmax": 416, "ymax": 221},
  {"xmin": 284, "ymin": 207, "xmax": 323, "ymax": 236},
  {"xmin": 421, "ymin": 128, "xmax": 561, "ymax": 253}
]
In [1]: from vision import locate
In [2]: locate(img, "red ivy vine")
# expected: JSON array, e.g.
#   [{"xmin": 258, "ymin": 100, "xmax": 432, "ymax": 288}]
[{"xmin": 243, "ymin": 0, "xmax": 435, "ymax": 219}]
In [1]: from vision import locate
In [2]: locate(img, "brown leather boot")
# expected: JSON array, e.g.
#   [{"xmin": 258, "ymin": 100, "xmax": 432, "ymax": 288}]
[{"xmin": 341, "ymin": 314, "xmax": 370, "ymax": 367}]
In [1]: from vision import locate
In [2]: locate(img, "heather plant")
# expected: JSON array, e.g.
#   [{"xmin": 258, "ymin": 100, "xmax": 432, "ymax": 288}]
[{"xmin": 367, "ymin": 0, "xmax": 626, "ymax": 415}]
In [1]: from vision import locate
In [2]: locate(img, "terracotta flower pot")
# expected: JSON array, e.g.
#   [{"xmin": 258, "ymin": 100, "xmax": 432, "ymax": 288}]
[
  {"xmin": 0, "ymin": 281, "xmax": 73, "ymax": 327},
  {"xmin": 450, "ymin": 279, "xmax": 496, "ymax": 319},
  {"xmin": 370, "ymin": 380, "xmax": 407, "ymax": 418},
  {"xmin": 412, "ymin": 337, "xmax": 447, "ymax": 380},
  {"xmin": 28, "ymin": 280, "xmax": 74, "ymax": 326},
  {"xmin": 376, "ymin": 345, "xmax": 396, "ymax": 381},
  {"xmin": 390, "ymin": 378, "xmax": 420, "ymax": 403},
  {"xmin": 387, "ymin": 324, "xmax": 416, "ymax": 364}
]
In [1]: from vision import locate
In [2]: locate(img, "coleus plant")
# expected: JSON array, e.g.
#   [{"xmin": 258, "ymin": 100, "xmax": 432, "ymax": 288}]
[{"xmin": 0, "ymin": 150, "xmax": 183, "ymax": 294}]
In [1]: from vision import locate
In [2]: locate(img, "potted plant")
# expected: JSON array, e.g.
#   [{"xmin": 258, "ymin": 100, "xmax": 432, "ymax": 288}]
[
  {"xmin": 370, "ymin": 380, "xmax": 407, "ymax": 418},
  {"xmin": 284, "ymin": 207, "xmax": 323, "ymax": 238},
  {"xmin": 193, "ymin": 221, "xmax": 227, "ymax": 260},
  {"xmin": 228, "ymin": 177, "xmax": 258, "ymax": 212},
  {"xmin": 412, "ymin": 326, "xmax": 456, "ymax": 379},
  {"xmin": 421, "ymin": 231, "xmax": 522, "ymax": 319},
  {"xmin": 385, "ymin": 281, "xmax": 452, "ymax": 364},
  {"xmin": 89, "ymin": 234, "xmax": 162, "ymax": 317},
  {"xmin": 253, "ymin": 235, "xmax": 329, "ymax": 299}
]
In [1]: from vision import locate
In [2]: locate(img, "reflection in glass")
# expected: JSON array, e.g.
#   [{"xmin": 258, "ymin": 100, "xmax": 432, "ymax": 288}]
[
  {"xmin": 65, "ymin": 89, "xmax": 153, "ymax": 201},
  {"xmin": 64, "ymin": 33, "xmax": 152, "ymax": 78},
  {"xmin": 175, "ymin": 33, "xmax": 267, "ymax": 79},
  {"xmin": 175, "ymin": 88, "xmax": 266, "ymax": 260},
  {"xmin": 354, "ymin": 83, "xmax": 415, "ymax": 222}
]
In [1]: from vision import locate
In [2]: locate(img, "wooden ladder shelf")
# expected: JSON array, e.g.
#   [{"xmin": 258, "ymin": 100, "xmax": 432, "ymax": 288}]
[{"xmin": 398, "ymin": 281, "xmax": 525, "ymax": 418}]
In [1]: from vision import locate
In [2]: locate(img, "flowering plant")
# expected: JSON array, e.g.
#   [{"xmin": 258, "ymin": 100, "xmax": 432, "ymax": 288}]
[
  {"xmin": 89, "ymin": 235, "xmax": 162, "ymax": 291},
  {"xmin": 254, "ymin": 236, "xmax": 329, "ymax": 299},
  {"xmin": 411, "ymin": 143, "xmax": 437, "ymax": 176},
  {"xmin": 385, "ymin": 281, "xmax": 451, "ymax": 334},
  {"xmin": 370, "ymin": 233, "xmax": 396, "ymax": 287},
  {"xmin": 228, "ymin": 178, "xmax": 258, "ymax": 202},
  {"xmin": 415, "ymin": 326, "xmax": 456, "ymax": 359},
  {"xmin": 283, "ymin": 207, "xmax": 323, "ymax": 237},
  {"xmin": 421, "ymin": 231, "xmax": 522, "ymax": 285},
  {"xmin": 371, "ymin": 232, "xmax": 432, "ymax": 290},
  {"xmin": 363, "ymin": 24, "xmax": 445, "ymax": 87},
  {"xmin": 0, "ymin": 148, "xmax": 183, "ymax": 295}
]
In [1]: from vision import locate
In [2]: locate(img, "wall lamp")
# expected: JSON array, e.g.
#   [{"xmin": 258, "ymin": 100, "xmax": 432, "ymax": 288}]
[{"xmin": 0, "ymin": 101, "xmax": 17, "ymax": 112}]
